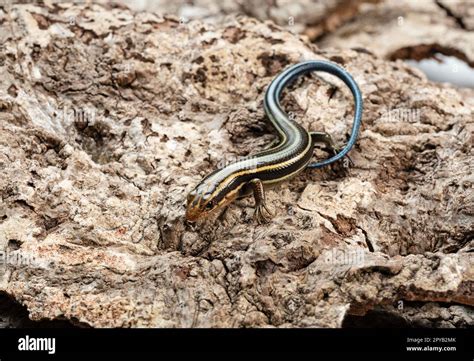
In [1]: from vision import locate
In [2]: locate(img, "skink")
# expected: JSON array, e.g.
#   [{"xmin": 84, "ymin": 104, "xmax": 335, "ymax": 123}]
[{"xmin": 185, "ymin": 60, "xmax": 363, "ymax": 223}]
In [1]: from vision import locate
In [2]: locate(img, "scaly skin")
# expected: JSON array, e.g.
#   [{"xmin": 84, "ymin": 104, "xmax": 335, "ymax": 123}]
[{"xmin": 185, "ymin": 60, "xmax": 363, "ymax": 223}]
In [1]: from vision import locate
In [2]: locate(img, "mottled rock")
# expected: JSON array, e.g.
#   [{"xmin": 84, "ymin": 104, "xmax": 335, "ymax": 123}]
[
  {"xmin": 319, "ymin": 0, "xmax": 474, "ymax": 66},
  {"xmin": 118, "ymin": 0, "xmax": 372, "ymax": 40},
  {"xmin": 438, "ymin": 0, "xmax": 474, "ymax": 31}
]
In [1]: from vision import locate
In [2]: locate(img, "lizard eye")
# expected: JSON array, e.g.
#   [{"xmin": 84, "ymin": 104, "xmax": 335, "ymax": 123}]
[{"xmin": 204, "ymin": 201, "xmax": 214, "ymax": 210}]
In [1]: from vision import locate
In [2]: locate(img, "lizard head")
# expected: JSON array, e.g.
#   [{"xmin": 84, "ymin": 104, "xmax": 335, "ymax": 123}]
[{"xmin": 185, "ymin": 179, "xmax": 240, "ymax": 222}]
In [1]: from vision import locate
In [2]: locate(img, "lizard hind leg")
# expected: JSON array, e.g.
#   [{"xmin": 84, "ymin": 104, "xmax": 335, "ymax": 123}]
[
  {"xmin": 308, "ymin": 131, "xmax": 353, "ymax": 168},
  {"xmin": 310, "ymin": 131, "xmax": 339, "ymax": 156}
]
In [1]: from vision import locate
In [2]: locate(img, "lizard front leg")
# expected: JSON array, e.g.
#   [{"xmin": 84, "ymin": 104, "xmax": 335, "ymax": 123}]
[{"xmin": 249, "ymin": 178, "xmax": 273, "ymax": 224}]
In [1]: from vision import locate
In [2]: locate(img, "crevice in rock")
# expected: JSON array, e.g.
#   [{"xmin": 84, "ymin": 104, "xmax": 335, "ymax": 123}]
[
  {"xmin": 359, "ymin": 227, "xmax": 374, "ymax": 252},
  {"xmin": 307, "ymin": 0, "xmax": 378, "ymax": 42},
  {"xmin": 389, "ymin": 44, "xmax": 474, "ymax": 69},
  {"xmin": 73, "ymin": 120, "xmax": 119, "ymax": 165},
  {"xmin": 343, "ymin": 308, "xmax": 413, "ymax": 328},
  {"xmin": 435, "ymin": 0, "xmax": 466, "ymax": 30},
  {"xmin": 0, "ymin": 292, "xmax": 84, "ymax": 328},
  {"xmin": 343, "ymin": 301, "xmax": 473, "ymax": 328}
]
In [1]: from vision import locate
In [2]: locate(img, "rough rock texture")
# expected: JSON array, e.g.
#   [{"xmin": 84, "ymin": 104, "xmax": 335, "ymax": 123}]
[
  {"xmin": 112, "ymin": 0, "xmax": 240, "ymax": 22},
  {"xmin": 0, "ymin": 293, "xmax": 77, "ymax": 328},
  {"xmin": 438, "ymin": 0, "xmax": 474, "ymax": 31},
  {"xmin": 343, "ymin": 301, "xmax": 473, "ymax": 328},
  {"xmin": 118, "ymin": 0, "xmax": 372, "ymax": 40},
  {"xmin": 0, "ymin": 3, "xmax": 472, "ymax": 327},
  {"xmin": 319, "ymin": 0, "xmax": 474, "ymax": 66},
  {"xmin": 238, "ymin": 0, "xmax": 374, "ymax": 40}
]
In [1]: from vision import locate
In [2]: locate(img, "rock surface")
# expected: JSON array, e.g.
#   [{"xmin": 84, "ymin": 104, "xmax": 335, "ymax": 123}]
[
  {"xmin": 319, "ymin": 0, "xmax": 474, "ymax": 66},
  {"xmin": 438, "ymin": 0, "xmax": 474, "ymax": 31},
  {"xmin": 0, "ymin": 3, "xmax": 472, "ymax": 327},
  {"xmin": 118, "ymin": 0, "xmax": 373, "ymax": 40}
]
